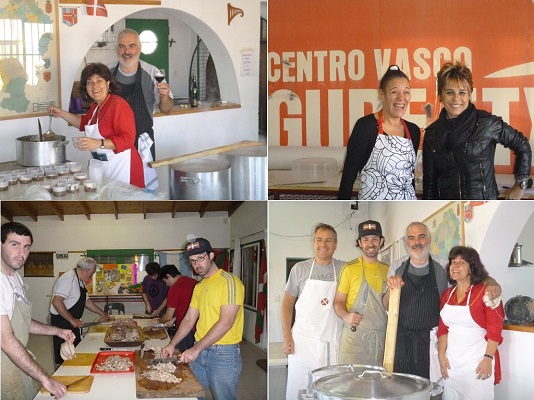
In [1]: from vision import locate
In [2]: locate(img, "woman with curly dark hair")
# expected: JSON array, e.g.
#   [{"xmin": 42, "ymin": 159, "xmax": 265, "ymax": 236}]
[
  {"xmin": 437, "ymin": 246, "xmax": 504, "ymax": 399},
  {"xmin": 50, "ymin": 63, "xmax": 144, "ymax": 188}
]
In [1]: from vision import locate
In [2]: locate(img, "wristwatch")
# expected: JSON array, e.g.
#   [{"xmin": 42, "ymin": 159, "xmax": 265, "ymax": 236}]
[
  {"xmin": 516, "ymin": 179, "xmax": 528, "ymax": 189},
  {"xmin": 100, "ymin": 139, "xmax": 105, "ymax": 149}
]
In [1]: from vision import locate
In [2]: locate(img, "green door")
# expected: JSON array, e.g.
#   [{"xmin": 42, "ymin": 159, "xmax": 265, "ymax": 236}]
[{"xmin": 125, "ymin": 19, "xmax": 170, "ymax": 84}]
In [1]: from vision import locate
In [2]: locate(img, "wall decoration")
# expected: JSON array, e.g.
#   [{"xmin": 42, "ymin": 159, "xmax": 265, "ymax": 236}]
[
  {"xmin": 85, "ymin": 0, "xmax": 107, "ymax": 17},
  {"xmin": 227, "ymin": 3, "xmax": 244, "ymax": 25},
  {"xmin": 24, "ymin": 252, "xmax": 54, "ymax": 277},
  {"xmin": 62, "ymin": 7, "xmax": 78, "ymax": 26},
  {"xmin": 423, "ymin": 201, "xmax": 465, "ymax": 261},
  {"xmin": 464, "ymin": 201, "xmax": 488, "ymax": 223},
  {"xmin": 0, "ymin": 0, "xmax": 61, "ymax": 120}
]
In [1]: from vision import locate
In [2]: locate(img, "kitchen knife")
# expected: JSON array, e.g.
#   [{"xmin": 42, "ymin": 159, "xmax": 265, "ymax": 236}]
[
  {"xmin": 350, "ymin": 282, "xmax": 369, "ymax": 332},
  {"xmin": 148, "ymin": 356, "xmax": 180, "ymax": 364},
  {"xmin": 50, "ymin": 376, "xmax": 90, "ymax": 396}
]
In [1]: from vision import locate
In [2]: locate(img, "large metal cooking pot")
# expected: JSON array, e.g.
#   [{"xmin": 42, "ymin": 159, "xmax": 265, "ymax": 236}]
[
  {"xmin": 307, "ymin": 364, "xmax": 386, "ymax": 395},
  {"xmin": 226, "ymin": 145, "xmax": 266, "ymax": 200},
  {"xmin": 170, "ymin": 156, "xmax": 231, "ymax": 200},
  {"xmin": 16, "ymin": 135, "xmax": 69, "ymax": 166},
  {"xmin": 311, "ymin": 370, "xmax": 432, "ymax": 400}
]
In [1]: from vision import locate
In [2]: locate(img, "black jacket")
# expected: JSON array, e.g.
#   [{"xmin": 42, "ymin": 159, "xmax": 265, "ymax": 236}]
[
  {"xmin": 338, "ymin": 114, "xmax": 421, "ymax": 199},
  {"xmin": 423, "ymin": 105, "xmax": 531, "ymax": 199}
]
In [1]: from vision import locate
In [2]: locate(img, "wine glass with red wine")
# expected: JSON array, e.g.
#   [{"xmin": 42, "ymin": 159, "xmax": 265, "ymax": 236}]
[{"xmin": 154, "ymin": 69, "xmax": 165, "ymax": 84}]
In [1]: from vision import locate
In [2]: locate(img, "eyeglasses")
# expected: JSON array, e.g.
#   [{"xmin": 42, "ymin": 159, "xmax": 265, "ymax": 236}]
[{"xmin": 189, "ymin": 253, "xmax": 207, "ymax": 266}]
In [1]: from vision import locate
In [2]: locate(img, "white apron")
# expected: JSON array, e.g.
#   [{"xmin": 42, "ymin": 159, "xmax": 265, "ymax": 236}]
[
  {"xmin": 440, "ymin": 286, "xmax": 494, "ymax": 400},
  {"xmin": 286, "ymin": 260, "xmax": 342, "ymax": 400},
  {"xmin": 85, "ymin": 105, "xmax": 132, "ymax": 185},
  {"xmin": 1, "ymin": 274, "xmax": 40, "ymax": 400}
]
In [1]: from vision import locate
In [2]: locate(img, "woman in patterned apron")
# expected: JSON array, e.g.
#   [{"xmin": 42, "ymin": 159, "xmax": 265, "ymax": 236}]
[
  {"xmin": 338, "ymin": 65, "xmax": 421, "ymax": 199},
  {"xmin": 438, "ymin": 246, "xmax": 504, "ymax": 400},
  {"xmin": 50, "ymin": 63, "xmax": 145, "ymax": 188}
]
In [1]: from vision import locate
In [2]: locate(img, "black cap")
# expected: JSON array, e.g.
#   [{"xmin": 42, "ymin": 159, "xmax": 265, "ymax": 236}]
[
  {"xmin": 358, "ymin": 220, "xmax": 382, "ymax": 239},
  {"xmin": 185, "ymin": 238, "xmax": 213, "ymax": 257}
]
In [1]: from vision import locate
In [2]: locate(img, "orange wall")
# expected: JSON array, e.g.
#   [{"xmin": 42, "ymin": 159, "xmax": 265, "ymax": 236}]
[{"xmin": 268, "ymin": 0, "xmax": 534, "ymax": 174}]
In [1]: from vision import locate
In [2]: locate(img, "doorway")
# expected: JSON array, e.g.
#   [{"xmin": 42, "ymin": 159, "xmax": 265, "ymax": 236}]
[{"xmin": 125, "ymin": 19, "xmax": 170, "ymax": 84}]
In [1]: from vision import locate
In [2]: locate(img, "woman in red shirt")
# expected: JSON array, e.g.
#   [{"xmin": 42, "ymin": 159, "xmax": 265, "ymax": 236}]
[
  {"xmin": 437, "ymin": 246, "xmax": 504, "ymax": 400},
  {"xmin": 51, "ymin": 63, "xmax": 144, "ymax": 188}
]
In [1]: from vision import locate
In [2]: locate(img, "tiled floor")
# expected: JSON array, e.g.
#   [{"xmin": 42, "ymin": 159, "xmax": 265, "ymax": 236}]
[
  {"xmin": 27, "ymin": 334, "xmax": 267, "ymax": 399},
  {"xmin": 268, "ymin": 365, "xmax": 288, "ymax": 400}
]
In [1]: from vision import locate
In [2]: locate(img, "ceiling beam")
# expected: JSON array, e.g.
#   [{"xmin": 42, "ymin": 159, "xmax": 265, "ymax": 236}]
[
  {"xmin": 171, "ymin": 201, "xmax": 180, "ymax": 218},
  {"xmin": 112, "ymin": 201, "xmax": 119, "ymax": 219},
  {"xmin": 228, "ymin": 201, "xmax": 244, "ymax": 217},
  {"xmin": 47, "ymin": 202, "xmax": 65, "ymax": 221},
  {"xmin": 198, "ymin": 202, "xmax": 209, "ymax": 218},
  {"xmin": 17, "ymin": 202, "xmax": 38, "ymax": 222},
  {"xmin": 79, "ymin": 201, "xmax": 92, "ymax": 220}
]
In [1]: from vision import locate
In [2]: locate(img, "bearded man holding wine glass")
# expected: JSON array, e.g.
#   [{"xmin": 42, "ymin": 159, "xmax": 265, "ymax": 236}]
[{"xmin": 109, "ymin": 28, "xmax": 174, "ymax": 190}]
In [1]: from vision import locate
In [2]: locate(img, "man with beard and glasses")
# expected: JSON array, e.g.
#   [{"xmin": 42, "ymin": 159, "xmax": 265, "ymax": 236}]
[
  {"xmin": 109, "ymin": 28, "xmax": 174, "ymax": 190},
  {"xmin": 1, "ymin": 222, "xmax": 75, "ymax": 400},
  {"xmin": 282, "ymin": 223, "xmax": 344, "ymax": 400},
  {"xmin": 334, "ymin": 220, "xmax": 389, "ymax": 366},
  {"xmin": 383, "ymin": 221, "xmax": 501, "ymax": 381},
  {"xmin": 161, "ymin": 238, "xmax": 244, "ymax": 400}
]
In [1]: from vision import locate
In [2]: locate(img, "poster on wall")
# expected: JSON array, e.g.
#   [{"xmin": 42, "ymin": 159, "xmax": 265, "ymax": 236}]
[
  {"xmin": 423, "ymin": 201, "xmax": 465, "ymax": 261},
  {"xmin": 91, "ymin": 263, "xmax": 136, "ymax": 294},
  {"xmin": 24, "ymin": 252, "xmax": 54, "ymax": 277},
  {"xmin": 0, "ymin": 0, "xmax": 61, "ymax": 120},
  {"xmin": 268, "ymin": 0, "xmax": 534, "ymax": 174}
]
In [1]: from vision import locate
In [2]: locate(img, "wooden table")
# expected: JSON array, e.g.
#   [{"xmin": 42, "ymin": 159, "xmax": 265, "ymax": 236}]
[{"xmin": 33, "ymin": 315, "xmax": 198, "ymax": 400}]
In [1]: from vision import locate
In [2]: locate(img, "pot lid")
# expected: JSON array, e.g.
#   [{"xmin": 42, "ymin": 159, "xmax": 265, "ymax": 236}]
[{"xmin": 312, "ymin": 370, "xmax": 431, "ymax": 399}]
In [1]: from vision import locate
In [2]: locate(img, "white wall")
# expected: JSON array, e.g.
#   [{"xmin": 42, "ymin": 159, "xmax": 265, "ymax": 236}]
[
  {"xmin": 7, "ymin": 201, "xmax": 267, "ymax": 345},
  {"xmin": 0, "ymin": 0, "xmax": 262, "ymax": 192},
  {"xmin": 229, "ymin": 201, "xmax": 268, "ymax": 350}
]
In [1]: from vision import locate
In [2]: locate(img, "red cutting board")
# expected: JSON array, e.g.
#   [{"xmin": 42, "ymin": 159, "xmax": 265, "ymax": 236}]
[{"xmin": 134, "ymin": 350, "xmax": 205, "ymax": 398}]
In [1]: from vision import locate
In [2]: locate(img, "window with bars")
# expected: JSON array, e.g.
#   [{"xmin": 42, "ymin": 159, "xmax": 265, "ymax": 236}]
[{"xmin": 0, "ymin": 19, "xmax": 53, "ymax": 86}]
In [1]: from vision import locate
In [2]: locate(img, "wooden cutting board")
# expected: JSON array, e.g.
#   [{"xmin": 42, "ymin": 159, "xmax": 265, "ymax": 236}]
[
  {"xmin": 142, "ymin": 327, "xmax": 168, "ymax": 340},
  {"xmin": 39, "ymin": 375, "xmax": 94, "ymax": 394},
  {"xmin": 62, "ymin": 353, "xmax": 97, "ymax": 367},
  {"xmin": 88, "ymin": 324, "xmax": 110, "ymax": 333},
  {"xmin": 134, "ymin": 350, "xmax": 205, "ymax": 398}
]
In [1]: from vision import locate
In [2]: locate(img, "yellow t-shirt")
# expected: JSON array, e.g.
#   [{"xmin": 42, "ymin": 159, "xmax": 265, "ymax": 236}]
[
  {"xmin": 337, "ymin": 258, "xmax": 389, "ymax": 310},
  {"xmin": 190, "ymin": 269, "xmax": 244, "ymax": 345}
]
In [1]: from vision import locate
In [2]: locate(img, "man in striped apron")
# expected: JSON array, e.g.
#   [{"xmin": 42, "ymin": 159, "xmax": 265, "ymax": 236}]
[{"xmin": 382, "ymin": 222, "xmax": 501, "ymax": 379}]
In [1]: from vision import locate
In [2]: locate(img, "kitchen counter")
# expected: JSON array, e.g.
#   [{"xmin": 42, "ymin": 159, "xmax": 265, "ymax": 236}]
[
  {"xmin": 269, "ymin": 170, "xmax": 534, "ymax": 200},
  {"xmin": 32, "ymin": 315, "xmax": 196, "ymax": 400},
  {"xmin": 155, "ymin": 101, "xmax": 240, "ymax": 117}
]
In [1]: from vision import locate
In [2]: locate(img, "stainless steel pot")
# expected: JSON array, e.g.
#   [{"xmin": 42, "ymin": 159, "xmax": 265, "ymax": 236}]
[
  {"xmin": 170, "ymin": 156, "xmax": 231, "ymax": 200},
  {"xmin": 307, "ymin": 364, "xmax": 386, "ymax": 395},
  {"xmin": 227, "ymin": 145, "xmax": 266, "ymax": 200},
  {"xmin": 16, "ymin": 135, "xmax": 69, "ymax": 166},
  {"xmin": 311, "ymin": 370, "xmax": 431, "ymax": 400}
]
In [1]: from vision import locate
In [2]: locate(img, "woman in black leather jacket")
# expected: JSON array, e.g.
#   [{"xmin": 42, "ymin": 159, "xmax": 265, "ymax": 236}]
[{"xmin": 423, "ymin": 62, "xmax": 531, "ymax": 200}]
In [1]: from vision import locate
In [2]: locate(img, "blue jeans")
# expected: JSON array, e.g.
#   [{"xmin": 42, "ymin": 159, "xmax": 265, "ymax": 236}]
[{"xmin": 190, "ymin": 343, "xmax": 241, "ymax": 400}]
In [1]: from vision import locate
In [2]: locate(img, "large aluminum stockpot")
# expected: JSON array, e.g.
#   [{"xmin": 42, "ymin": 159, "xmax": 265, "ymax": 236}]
[
  {"xmin": 307, "ymin": 364, "xmax": 387, "ymax": 395},
  {"xmin": 170, "ymin": 156, "xmax": 231, "ymax": 200},
  {"xmin": 226, "ymin": 145, "xmax": 266, "ymax": 200},
  {"xmin": 311, "ymin": 370, "xmax": 432, "ymax": 400},
  {"xmin": 16, "ymin": 135, "xmax": 69, "ymax": 166}
]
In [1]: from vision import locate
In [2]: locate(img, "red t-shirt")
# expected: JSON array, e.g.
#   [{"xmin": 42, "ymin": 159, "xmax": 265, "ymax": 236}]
[{"xmin": 167, "ymin": 276, "xmax": 198, "ymax": 326}]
